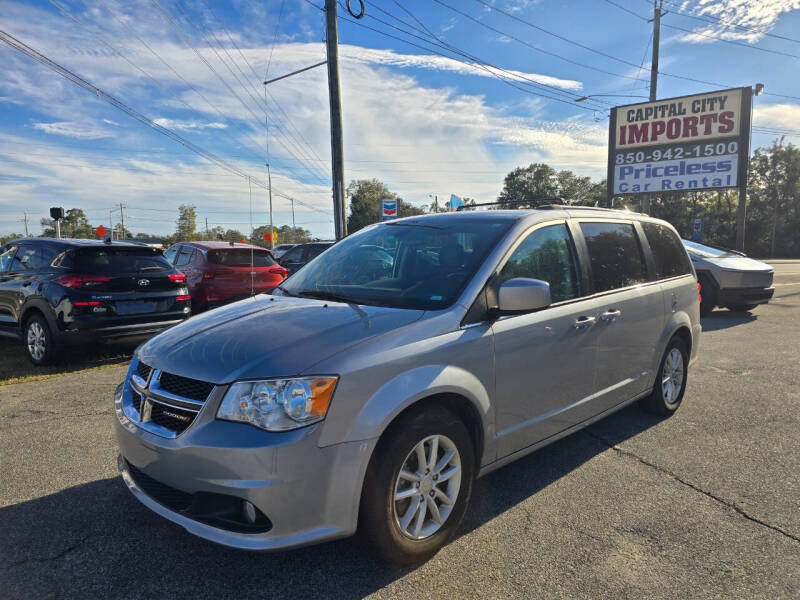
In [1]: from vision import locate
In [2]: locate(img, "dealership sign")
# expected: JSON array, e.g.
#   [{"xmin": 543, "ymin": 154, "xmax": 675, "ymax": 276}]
[{"xmin": 607, "ymin": 87, "xmax": 752, "ymax": 197}]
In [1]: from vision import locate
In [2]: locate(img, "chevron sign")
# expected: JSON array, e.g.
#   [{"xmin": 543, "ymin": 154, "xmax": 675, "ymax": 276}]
[{"xmin": 381, "ymin": 198, "xmax": 398, "ymax": 220}]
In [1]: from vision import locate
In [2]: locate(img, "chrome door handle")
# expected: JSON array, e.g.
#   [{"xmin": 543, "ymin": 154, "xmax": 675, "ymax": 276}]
[
  {"xmin": 574, "ymin": 316, "xmax": 596, "ymax": 329},
  {"xmin": 600, "ymin": 309, "xmax": 621, "ymax": 322}
]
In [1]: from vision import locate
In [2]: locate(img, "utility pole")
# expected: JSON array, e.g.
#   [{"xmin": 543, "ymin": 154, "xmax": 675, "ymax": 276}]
[
  {"xmin": 205, "ymin": 217, "xmax": 209, "ymax": 239},
  {"xmin": 266, "ymin": 163, "xmax": 274, "ymax": 249},
  {"xmin": 325, "ymin": 0, "xmax": 347, "ymax": 240},
  {"xmin": 23, "ymin": 211, "xmax": 29, "ymax": 236},
  {"xmin": 649, "ymin": 0, "xmax": 662, "ymax": 104},
  {"xmin": 290, "ymin": 197, "xmax": 296, "ymax": 237},
  {"xmin": 643, "ymin": 0, "xmax": 663, "ymax": 215},
  {"xmin": 119, "ymin": 202, "xmax": 125, "ymax": 239}
]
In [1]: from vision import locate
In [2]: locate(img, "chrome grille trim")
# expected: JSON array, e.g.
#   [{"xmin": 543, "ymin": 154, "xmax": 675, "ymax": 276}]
[{"xmin": 127, "ymin": 363, "xmax": 216, "ymax": 438}]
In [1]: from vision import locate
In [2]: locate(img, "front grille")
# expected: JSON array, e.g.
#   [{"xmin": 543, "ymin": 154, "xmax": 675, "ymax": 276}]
[
  {"xmin": 150, "ymin": 402, "xmax": 195, "ymax": 434},
  {"xmin": 158, "ymin": 371, "xmax": 215, "ymax": 402},
  {"xmin": 126, "ymin": 463, "xmax": 193, "ymax": 512},
  {"xmin": 136, "ymin": 361, "xmax": 152, "ymax": 381},
  {"xmin": 132, "ymin": 390, "xmax": 143, "ymax": 415}
]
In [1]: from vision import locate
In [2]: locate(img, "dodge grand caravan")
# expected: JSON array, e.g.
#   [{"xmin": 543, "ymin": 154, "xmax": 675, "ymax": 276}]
[{"xmin": 115, "ymin": 207, "xmax": 701, "ymax": 564}]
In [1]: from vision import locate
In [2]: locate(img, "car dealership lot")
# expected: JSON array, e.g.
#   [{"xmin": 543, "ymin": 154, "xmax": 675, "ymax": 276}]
[{"xmin": 1, "ymin": 263, "xmax": 798, "ymax": 599}]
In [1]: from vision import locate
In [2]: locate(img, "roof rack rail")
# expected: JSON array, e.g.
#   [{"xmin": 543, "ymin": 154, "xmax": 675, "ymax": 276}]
[{"xmin": 456, "ymin": 197, "xmax": 565, "ymax": 211}]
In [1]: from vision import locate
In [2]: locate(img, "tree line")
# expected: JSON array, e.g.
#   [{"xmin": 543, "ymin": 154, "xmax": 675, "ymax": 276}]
[{"xmin": 4, "ymin": 139, "xmax": 798, "ymax": 257}]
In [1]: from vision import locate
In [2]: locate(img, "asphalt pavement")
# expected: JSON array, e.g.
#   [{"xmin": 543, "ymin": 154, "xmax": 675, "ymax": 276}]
[{"xmin": 1, "ymin": 262, "xmax": 798, "ymax": 599}]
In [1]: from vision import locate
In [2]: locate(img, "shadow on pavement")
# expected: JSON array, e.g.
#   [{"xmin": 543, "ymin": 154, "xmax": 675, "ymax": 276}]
[
  {"xmin": 700, "ymin": 311, "xmax": 757, "ymax": 332},
  {"xmin": 0, "ymin": 405, "xmax": 661, "ymax": 600}
]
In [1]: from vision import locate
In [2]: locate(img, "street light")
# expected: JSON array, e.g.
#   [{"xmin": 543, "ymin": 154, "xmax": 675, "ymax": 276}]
[{"xmin": 575, "ymin": 94, "xmax": 650, "ymax": 102}]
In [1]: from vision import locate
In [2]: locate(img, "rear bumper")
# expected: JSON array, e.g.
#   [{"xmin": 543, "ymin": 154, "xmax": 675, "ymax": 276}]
[
  {"xmin": 58, "ymin": 316, "xmax": 187, "ymax": 345},
  {"xmin": 718, "ymin": 286, "xmax": 774, "ymax": 306}
]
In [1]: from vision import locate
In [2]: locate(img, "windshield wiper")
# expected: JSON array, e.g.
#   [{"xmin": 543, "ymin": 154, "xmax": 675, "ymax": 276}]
[
  {"xmin": 273, "ymin": 284, "xmax": 296, "ymax": 297},
  {"xmin": 297, "ymin": 290, "xmax": 358, "ymax": 304},
  {"xmin": 139, "ymin": 266, "xmax": 166, "ymax": 272}
]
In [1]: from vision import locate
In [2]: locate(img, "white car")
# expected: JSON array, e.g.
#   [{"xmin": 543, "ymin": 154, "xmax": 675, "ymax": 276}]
[{"xmin": 682, "ymin": 240, "xmax": 774, "ymax": 316}]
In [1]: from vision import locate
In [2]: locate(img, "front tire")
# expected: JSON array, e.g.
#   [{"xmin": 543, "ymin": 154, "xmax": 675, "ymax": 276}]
[
  {"xmin": 24, "ymin": 314, "xmax": 58, "ymax": 366},
  {"xmin": 639, "ymin": 337, "xmax": 688, "ymax": 416},
  {"xmin": 698, "ymin": 274, "xmax": 717, "ymax": 317},
  {"xmin": 359, "ymin": 404, "xmax": 475, "ymax": 565}
]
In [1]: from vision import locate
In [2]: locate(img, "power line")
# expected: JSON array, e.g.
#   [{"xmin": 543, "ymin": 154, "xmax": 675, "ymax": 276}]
[
  {"xmin": 0, "ymin": 28, "xmax": 330, "ymax": 217},
  {"xmin": 657, "ymin": 0, "xmax": 800, "ymax": 46},
  {"xmin": 339, "ymin": 7, "xmax": 609, "ymax": 112},
  {"xmin": 661, "ymin": 22, "xmax": 800, "ymax": 60},
  {"xmin": 472, "ymin": 0, "xmax": 800, "ymax": 102}
]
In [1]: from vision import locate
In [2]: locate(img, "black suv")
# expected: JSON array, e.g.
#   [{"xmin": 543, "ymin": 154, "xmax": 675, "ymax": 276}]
[
  {"xmin": 0, "ymin": 238, "xmax": 191, "ymax": 365},
  {"xmin": 277, "ymin": 241, "xmax": 334, "ymax": 275}
]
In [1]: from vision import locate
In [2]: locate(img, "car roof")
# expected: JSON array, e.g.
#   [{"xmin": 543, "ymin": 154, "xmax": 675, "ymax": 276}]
[
  {"xmin": 11, "ymin": 237, "xmax": 150, "ymax": 248},
  {"xmin": 179, "ymin": 241, "xmax": 269, "ymax": 251},
  {"xmin": 386, "ymin": 205, "xmax": 651, "ymax": 227}
]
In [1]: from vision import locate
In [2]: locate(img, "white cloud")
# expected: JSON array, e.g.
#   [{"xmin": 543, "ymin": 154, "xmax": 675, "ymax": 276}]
[
  {"xmin": 676, "ymin": 0, "xmax": 800, "ymax": 44},
  {"xmin": 32, "ymin": 121, "xmax": 113, "ymax": 139},
  {"xmin": 152, "ymin": 118, "xmax": 228, "ymax": 131},
  {"xmin": 753, "ymin": 103, "xmax": 800, "ymax": 128}
]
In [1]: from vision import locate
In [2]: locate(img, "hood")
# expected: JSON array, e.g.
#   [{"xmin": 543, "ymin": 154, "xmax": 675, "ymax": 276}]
[
  {"xmin": 137, "ymin": 295, "xmax": 425, "ymax": 383},
  {"xmin": 692, "ymin": 254, "xmax": 773, "ymax": 272}
]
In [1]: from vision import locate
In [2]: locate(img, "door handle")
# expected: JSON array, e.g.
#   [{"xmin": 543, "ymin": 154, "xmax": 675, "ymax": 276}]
[
  {"xmin": 574, "ymin": 315, "xmax": 596, "ymax": 329},
  {"xmin": 600, "ymin": 309, "xmax": 621, "ymax": 322}
]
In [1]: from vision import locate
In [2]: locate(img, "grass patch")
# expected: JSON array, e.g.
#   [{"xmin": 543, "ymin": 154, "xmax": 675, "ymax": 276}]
[{"xmin": 0, "ymin": 337, "xmax": 134, "ymax": 386}]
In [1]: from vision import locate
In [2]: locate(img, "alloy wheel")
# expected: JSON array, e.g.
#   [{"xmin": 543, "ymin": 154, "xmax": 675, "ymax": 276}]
[
  {"xmin": 662, "ymin": 348, "xmax": 684, "ymax": 405},
  {"xmin": 27, "ymin": 321, "xmax": 46, "ymax": 361},
  {"xmin": 392, "ymin": 434, "xmax": 461, "ymax": 540}
]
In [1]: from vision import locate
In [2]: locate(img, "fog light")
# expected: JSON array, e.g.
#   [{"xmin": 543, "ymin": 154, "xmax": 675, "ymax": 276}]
[
  {"xmin": 183, "ymin": 306, "xmax": 190, "ymax": 314},
  {"xmin": 242, "ymin": 500, "xmax": 257, "ymax": 524}
]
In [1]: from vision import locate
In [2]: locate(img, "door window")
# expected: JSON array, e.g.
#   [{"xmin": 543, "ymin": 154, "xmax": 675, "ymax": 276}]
[
  {"xmin": 498, "ymin": 224, "xmax": 581, "ymax": 303},
  {"xmin": 281, "ymin": 246, "xmax": 304, "ymax": 262},
  {"xmin": 163, "ymin": 246, "xmax": 178, "ymax": 264},
  {"xmin": 10, "ymin": 246, "xmax": 39, "ymax": 271},
  {"xmin": 175, "ymin": 247, "xmax": 195, "ymax": 267},
  {"xmin": 642, "ymin": 222, "xmax": 692, "ymax": 279},
  {"xmin": 580, "ymin": 222, "xmax": 647, "ymax": 293},
  {"xmin": 0, "ymin": 246, "xmax": 17, "ymax": 272}
]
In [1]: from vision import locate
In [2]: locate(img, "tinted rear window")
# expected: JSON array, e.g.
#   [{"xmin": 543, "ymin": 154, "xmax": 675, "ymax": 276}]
[
  {"xmin": 208, "ymin": 249, "xmax": 275, "ymax": 267},
  {"xmin": 643, "ymin": 222, "xmax": 692, "ymax": 279},
  {"xmin": 580, "ymin": 222, "xmax": 647, "ymax": 293},
  {"xmin": 67, "ymin": 247, "xmax": 172, "ymax": 274}
]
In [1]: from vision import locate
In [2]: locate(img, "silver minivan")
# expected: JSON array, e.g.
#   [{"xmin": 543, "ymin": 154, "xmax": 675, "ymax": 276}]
[{"xmin": 115, "ymin": 207, "xmax": 701, "ymax": 564}]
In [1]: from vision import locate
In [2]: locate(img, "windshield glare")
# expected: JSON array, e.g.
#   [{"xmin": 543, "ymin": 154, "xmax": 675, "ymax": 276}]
[
  {"xmin": 682, "ymin": 239, "xmax": 738, "ymax": 259},
  {"xmin": 278, "ymin": 219, "xmax": 512, "ymax": 310}
]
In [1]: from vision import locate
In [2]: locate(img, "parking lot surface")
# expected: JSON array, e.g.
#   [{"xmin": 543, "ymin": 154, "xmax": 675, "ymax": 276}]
[{"xmin": 1, "ymin": 263, "xmax": 798, "ymax": 599}]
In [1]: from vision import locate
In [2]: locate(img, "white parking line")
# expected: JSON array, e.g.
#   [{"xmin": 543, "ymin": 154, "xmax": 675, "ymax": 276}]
[{"xmin": 773, "ymin": 282, "xmax": 800, "ymax": 287}]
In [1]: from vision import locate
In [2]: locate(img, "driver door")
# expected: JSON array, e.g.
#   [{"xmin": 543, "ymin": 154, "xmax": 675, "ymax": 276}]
[{"xmin": 491, "ymin": 222, "xmax": 603, "ymax": 458}]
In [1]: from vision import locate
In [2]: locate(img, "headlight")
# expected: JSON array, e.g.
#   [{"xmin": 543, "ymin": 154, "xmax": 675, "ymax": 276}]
[{"xmin": 217, "ymin": 377, "xmax": 338, "ymax": 432}]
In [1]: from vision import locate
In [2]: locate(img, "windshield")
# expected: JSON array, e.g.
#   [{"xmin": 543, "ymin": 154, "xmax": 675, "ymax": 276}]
[
  {"xmin": 682, "ymin": 239, "xmax": 739, "ymax": 259},
  {"xmin": 277, "ymin": 218, "xmax": 512, "ymax": 310}
]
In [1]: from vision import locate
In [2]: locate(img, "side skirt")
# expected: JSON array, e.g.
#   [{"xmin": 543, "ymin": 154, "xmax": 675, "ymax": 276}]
[{"xmin": 477, "ymin": 389, "xmax": 652, "ymax": 478}]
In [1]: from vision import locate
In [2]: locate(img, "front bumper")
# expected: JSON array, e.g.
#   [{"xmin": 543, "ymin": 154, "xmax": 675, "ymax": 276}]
[
  {"xmin": 718, "ymin": 286, "xmax": 775, "ymax": 307},
  {"xmin": 114, "ymin": 379, "xmax": 374, "ymax": 551}
]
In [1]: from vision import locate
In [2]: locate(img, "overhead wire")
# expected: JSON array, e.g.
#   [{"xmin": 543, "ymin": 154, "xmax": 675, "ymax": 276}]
[{"xmin": 0, "ymin": 29, "xmax": 330, "ymax": 217}]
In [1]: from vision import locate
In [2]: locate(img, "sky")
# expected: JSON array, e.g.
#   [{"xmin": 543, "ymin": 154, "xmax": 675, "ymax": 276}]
[{"xmin": 1, "ymin": 0, "xmax": 799, "ymax": 239}]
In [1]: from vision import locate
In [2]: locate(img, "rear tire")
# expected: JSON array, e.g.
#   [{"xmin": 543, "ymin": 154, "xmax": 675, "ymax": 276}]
[
  {"xmin": 24, "ymin": 313, "xmax": 58, "ymax": 366},
  {"xmin": 639, "ymin": 337, "xmax": 688, "ymax": 417},
  {"xmin": 698, "ymin": 274, "xmax": 717, "ymax": 317},
  {"xmin": 359, "ymin": 404, "xmax": 475, "ymax": 565},
  {"xmin": 726, "ymin": 304, "xmax": 758, "ymax": 312}
]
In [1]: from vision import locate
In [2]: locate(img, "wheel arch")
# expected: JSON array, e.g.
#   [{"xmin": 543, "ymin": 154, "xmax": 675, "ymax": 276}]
[{"xmin": 19, "ymin": 299, "xmax": 58, "ymax": 335}]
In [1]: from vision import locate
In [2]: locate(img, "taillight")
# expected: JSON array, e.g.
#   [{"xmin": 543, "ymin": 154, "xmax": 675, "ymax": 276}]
[
  {"xmin": 203, "ymin": 271, "xmax": 214, "ymax": 280},
  {"xmin": 55, "ymin": 274, "xmax": 111, "ymax": 288},
  {"xmin": 73, "ymin": 301, "xmax": 102, "ymax": 307},
  {"xmin": 697, "ymin": 281, "xmax": 702, "ymax": 303},
  {"xmin": 169, "ymin": 273, "xmax": 187, "ymax": 284},
  {"xmin": 268, "ymin": 266, "xmax": 287, "ymax": 277},
  {"xmin": 176, "ymin": 294, "xmax": 191, "ymax": 301}
]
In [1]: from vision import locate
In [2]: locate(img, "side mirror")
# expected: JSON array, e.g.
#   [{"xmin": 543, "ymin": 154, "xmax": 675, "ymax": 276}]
[{"xmin": 498, "ymin": 278, "xmax": 551, "ymax": 313}]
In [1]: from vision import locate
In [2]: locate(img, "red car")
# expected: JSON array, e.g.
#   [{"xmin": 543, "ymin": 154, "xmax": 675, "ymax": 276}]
[{"xmin": 164, "ymin": 242, "xmax": 287, "ymax": 312}]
